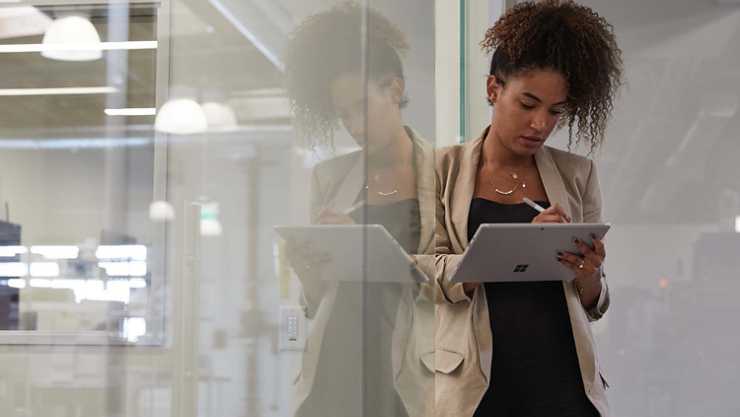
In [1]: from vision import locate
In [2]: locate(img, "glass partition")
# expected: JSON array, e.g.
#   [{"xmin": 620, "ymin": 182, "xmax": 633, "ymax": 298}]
[{"xmin": 0, "ymin": 0, "xmax": 435, "ymax": 416}]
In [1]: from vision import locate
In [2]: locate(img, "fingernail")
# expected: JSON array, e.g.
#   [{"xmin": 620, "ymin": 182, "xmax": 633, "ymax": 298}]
[
  {"xmin": 591, "ymin": 233, "xmax": 597, "ymax": 240},
  {"xmin": 573, "ymin": 238, "xmax": 580, "ymax": 244},
  {"xmin": 557, "ymin": 251, "xmax": 564, "ymax": 256}
]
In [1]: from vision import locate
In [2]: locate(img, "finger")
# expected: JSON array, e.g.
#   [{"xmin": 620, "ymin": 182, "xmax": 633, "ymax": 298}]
[
  {"xmin": 590, "ymin": 233, "xmax": 606, "ymax": 258},
  {"xmin": 572, "ymin": 237, "xmax": 594, "ymax": 257},
  {"xmin": 556, "ymin": 256, "xmax": 579, "ymax": 273},
  {"xmin": 543, "ymin": 204, "xmax": 569, "ymax": 219},
  {"xmin": 557, "ymin": 250, "xmax": 582, "ymax": 267},
  {"xmin": 572, "ymin": 238, "xmax": 604, "ymax": 269},
  {"xmin": 534, "ymin": 214, "xmax": 568, "ymax": 224}
]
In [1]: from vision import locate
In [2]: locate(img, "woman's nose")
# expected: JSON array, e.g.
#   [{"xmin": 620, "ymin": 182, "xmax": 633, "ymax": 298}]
[{"xmin": 531, "ymin": 112, "xmax": 547, "ymax": 131}]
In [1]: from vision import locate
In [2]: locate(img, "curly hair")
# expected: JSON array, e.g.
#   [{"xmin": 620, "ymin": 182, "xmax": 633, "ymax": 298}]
[
  {"xmin": 284, "ymin": 2, "xmax": 409, "ymax": 150},
  {"xmin": 481, "ymin": 0, "xmax": 623, "ymax": 154}
]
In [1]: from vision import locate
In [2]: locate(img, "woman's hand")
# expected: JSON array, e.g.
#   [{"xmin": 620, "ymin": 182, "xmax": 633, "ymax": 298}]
[
  {"xmin": 532, "ymin": 203, "xmax": 571, "ymax": 224},
  {"xmin": 556, "ymin": 234, "xmax": 606, "ymax": 308},
  {"xmin": 285, "ymin": 238, "xmax": 331, "ymax": 285},
  {"xmin": 316, "ymin": 207, "xmax": 356, "ymax": 225}
]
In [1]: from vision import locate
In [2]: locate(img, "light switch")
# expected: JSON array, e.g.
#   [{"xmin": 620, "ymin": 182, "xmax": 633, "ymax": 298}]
[{"xmin": 279, "ymin": 306, "xmax": 306, "ymax": 352}]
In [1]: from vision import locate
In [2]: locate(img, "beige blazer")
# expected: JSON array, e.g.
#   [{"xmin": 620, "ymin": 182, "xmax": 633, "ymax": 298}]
[
  {"xmin": 433, "ymin": 127, "xmax": 612, "ymax": 417},
  {"xmin": 294, "ymin": 127, "xmax": 436, "ymax": 417}
]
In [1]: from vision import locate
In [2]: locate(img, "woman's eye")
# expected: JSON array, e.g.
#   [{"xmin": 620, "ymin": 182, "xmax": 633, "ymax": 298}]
[
  {"xmin": 550, "ymin": 109, "xmax": 564, "ymax": 115},
  {"xmin": 520, "ymin": 102, "xmax": 535, "ymax": 109}
]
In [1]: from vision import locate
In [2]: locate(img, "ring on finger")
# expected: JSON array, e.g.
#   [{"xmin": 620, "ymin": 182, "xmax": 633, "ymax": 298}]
[{"xmin": 579, "ymin": 260, "xmax": 585, "ymax": 269}]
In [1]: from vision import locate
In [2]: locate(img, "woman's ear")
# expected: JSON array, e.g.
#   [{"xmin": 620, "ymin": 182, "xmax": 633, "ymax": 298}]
[
  {"xmin": 487, "ymin": 75, "xmax": 504, "ymax": 104},
  {"xmin": 388, "ymin": 77, "xmax": 405, "ymax": 104}
]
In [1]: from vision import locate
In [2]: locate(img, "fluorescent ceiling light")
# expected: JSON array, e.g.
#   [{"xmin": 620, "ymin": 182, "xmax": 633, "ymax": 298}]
[
  {"xmin": 0, "ymin": 245, "xmax": 27, "ymax": 257},
  {"xmin": 29, "ymin": 262, "xmax": 60, "ymax": 277},
  {"xmin": 0, "ymin": 41, "xmax": 157, "ymax": 54},
  {"xmin": 96, "ymin": 245, "xmax": 148, "ymax": 261},
  {"xmin": 0, "ymin": 86, "xmax": 117, "ymax": 96},
  {"xmin": 105, "ymin": 108, "xmax": 156, "ymax": 116},
  {"xmin": 30, "ymin": 245, "xmax": 79, "ymax": 259},
  {"xmin": 0, "ymin": 262, "xmax": 27, "ymax": 277}
]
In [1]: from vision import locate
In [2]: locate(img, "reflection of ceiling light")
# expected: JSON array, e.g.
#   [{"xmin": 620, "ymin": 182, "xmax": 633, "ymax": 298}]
[
  {"xmin": 200, "ymin": 203, "xmax": 223, "ymax": 237},
  {"xmin": 98, "ymin": 261, "xmax": 147, "ymax": 277},
  {"xmin": 155, "ymin": 99, "xmax": 208, "ymax": 134},
  {"xmin": 29, "ymin": 278, "xmax": 52, "ymax": 288},
  {"xmin": 149, "ymin": 201, "xmax": 175, "ymax": 222},
  {"xmin": 0, "ymin": 41, "xmax": 157, "ymax": 54},
  {"xmin": 105, "ymin": 108, "xmax": 156, "ymax": 116},
  {"xmin": 0, "ymin": 86, "xmax": 117, "ymax": 96},
  {"xmin": 202, "ymin": 102, "xmax": 238, "ymax": 130},
  {"xmin": 7, "ymin": 279, "xmax": 25, "ymax": 289},
  {"xmin": 0, "ymin": 6, "xmax": 52, "ymax": 40},
  {"xmin": 201, "ymin": 218, "xmax": 223, "ymax": 237},
  {"xmin": 736, "ymin": 216, "xmax": 740, "ymax": 233},
  {"xmin": 155, "ymin": 86, "xmax": 208, "ymax": 135},
  {"xmin": 96, "ymin": 245, "xmax": 147, "ymax": 261},
  {"xmin": 201, "ymin": 89, "xmax": 238, "ymax": 131},
  {"xmin": 41, "ymin": 13, "xmax": 102, "ymax": 61}
]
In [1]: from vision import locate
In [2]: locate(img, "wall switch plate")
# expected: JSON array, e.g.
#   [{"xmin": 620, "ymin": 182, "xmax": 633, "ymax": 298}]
[{"xmin": 279, "ymin": 306, "xmax": 307, "ymax": 352}]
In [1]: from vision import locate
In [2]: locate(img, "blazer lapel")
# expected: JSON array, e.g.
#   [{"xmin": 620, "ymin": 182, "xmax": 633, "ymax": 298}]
[
  {"xmin": 453, "ymin": 128, "xmax": 487, "ymax": 248},
  {"xmin": 534, "ymin": 145, "xmax": 572, "ymax": 216},
  {"xmin": 408, "ymin": 127, "xmax": 435, "ymax": 254}
]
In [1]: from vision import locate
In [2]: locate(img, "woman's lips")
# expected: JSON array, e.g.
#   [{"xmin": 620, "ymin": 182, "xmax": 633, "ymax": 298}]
[{"xmin": 521, "ymin": 136, "xmax": 543, "ymax": 146}]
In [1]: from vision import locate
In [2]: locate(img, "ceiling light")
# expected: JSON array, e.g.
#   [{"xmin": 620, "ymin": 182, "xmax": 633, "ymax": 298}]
[
  {"xmin": 200, "ymin": 203, "xmax": 223, "ymax": 237},
  {"xmin": 149, "ymin": 200, "xmax": 175, "ymax": 222},
  {"xmin": 41, "ymin": 13, "xmax": 102, "ymax": 61},
  {"xmin": 105, "ymin": 108, "xmax": 156, "ymax": 116},
  {"xmin": 0, "ymin": 41, "xmax": 157, "ymax": 54},
  {"xmin": 30, "ymin": 245, "xmax": 79, "ymax": 259},
  {"xmin": 201, "ymin": 89, "xmax": 238, "ymax": 130},
  {"xmin": 155, "ymin": 86, "xmax": 208, "ymax": 135},
  {"xmin": 0, "ymin": 86, "xmax": 117, "ymax": 96}
]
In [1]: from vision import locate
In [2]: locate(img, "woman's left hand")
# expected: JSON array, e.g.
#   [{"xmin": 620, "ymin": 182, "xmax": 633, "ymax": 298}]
[{"xmin": 556, "ymin": 234, "xmax": 605, "ymax": 287}]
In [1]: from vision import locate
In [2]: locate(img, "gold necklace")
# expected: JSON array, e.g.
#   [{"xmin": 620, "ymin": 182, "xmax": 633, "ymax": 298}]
[
  {"xmin": 485, "ymin": 160, "xmax": 533, "ymax": 195},
  {"xmin": 365, "ymin": 172, "xmax": 398, "ymax": 197},
  {"xmin": 491, "ymin": 161, "xmax": 530, "ymax": 185}
]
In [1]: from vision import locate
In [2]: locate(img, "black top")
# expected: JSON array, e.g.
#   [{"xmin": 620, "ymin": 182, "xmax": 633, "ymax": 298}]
[
  {"xmin": 468, "ymin": 198, "xmax": 598, "ymax": 417},
  {"xmin": 349, "ymin": 198, "xmax": 421, "ymax": 254}
]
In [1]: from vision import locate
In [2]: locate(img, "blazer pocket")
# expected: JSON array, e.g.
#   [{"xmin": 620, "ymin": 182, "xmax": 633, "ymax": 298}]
[
  {"xmin": 434, "ymin": 348, "xmax": 464, "ymax": 374},
  {"xmin": 420, "ymin": 350, "xmax": 435, "ymax": 373}
]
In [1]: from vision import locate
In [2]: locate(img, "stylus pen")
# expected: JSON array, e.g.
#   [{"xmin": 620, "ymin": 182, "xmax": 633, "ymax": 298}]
[
  {"xmin": 343, "ymin": 200, "xmax": 366, "ymax": 215},
  {"xmin": 523, "ymin": 197, "xmax": 546, "ymax": 213}
]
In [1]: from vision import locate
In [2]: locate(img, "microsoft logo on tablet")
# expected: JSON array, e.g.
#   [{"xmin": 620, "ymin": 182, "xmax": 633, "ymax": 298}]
[{"xmin": 513, "ymin": 264, "xmax": 529, "ymax": 273}]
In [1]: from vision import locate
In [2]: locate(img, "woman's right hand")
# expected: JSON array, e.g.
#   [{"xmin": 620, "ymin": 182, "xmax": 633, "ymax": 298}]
[
  {"xmin": 532, "ymin": 203, "xmax": 571, "ymax": 224},
  {"xmin": 284, "ymin": 238, "xmax": 331, "ymax": 285}
]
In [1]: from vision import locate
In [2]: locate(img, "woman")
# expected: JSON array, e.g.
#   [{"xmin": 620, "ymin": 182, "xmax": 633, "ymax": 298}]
[
  {"xmin": 434, "ymin": 1, "xmax": 623, "ymax": 416},
  {"xmin": 283, "ymin": 4, "xmax": 434, "ymax": 417}
]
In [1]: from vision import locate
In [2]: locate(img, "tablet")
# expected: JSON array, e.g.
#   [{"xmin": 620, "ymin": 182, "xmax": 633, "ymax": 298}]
[
  {"xmin": 449, "ymin": 223, "xmax": 610, "ymax": 283},
  {"xmin": 275, "ymin": 224, "xmax": 428, "ymax": 283}
]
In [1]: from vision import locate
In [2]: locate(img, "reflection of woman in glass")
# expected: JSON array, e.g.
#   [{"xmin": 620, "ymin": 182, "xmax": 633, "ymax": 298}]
[
  {"xmin": 284, "ymin": 3, "xmax": 434, "ymax": 417},
  {"xmin": 435, "ymin": 2, "xmax": 622, "ymax": 417}
]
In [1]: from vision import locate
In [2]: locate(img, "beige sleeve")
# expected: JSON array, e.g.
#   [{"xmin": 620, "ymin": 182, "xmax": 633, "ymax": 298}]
[{"xmin": 578, "ymin": 159, "xmax": 610, "ymax": 322}]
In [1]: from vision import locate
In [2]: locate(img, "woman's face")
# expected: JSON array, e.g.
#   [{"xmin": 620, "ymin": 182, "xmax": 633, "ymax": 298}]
[
  {"xmin": 331, "ymin": 73, "xmax": 403, "ymax": 156},
  {"xmin": 488, "ymin": 69, "xmax": 568, "ymax": 157}
]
